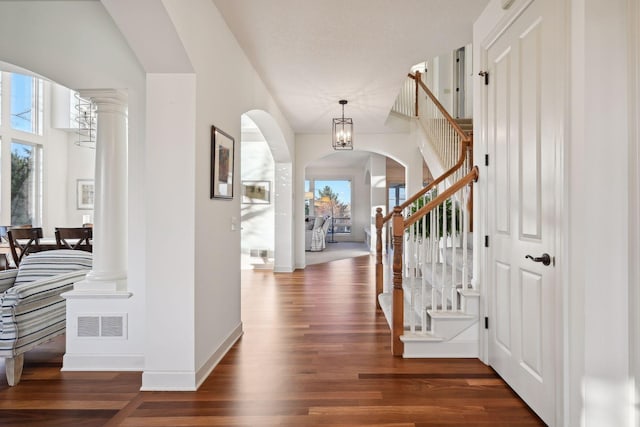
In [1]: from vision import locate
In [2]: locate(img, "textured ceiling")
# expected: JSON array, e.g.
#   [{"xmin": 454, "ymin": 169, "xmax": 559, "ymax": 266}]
[{"xmin": 214, "ymin": 0, "xmax": 488, "ymax": 135}]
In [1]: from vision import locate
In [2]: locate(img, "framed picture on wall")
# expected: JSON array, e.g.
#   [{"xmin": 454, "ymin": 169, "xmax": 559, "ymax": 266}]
[
  {"xmin": 77, "ymin": 179, "xmax": 95, "ymax": 210},
  {"xmin": 210, "ymin": 125, "xmax": 235, "ymax": 199},
  {"xmin": 242, "ymin": 180, "xmax": 270, "ymax": 204}
]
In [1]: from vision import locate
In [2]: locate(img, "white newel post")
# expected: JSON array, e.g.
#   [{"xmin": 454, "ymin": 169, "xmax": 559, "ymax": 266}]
[{"xmin": 75, "ymin": 89, "xmax": 129, "ymax": 293}]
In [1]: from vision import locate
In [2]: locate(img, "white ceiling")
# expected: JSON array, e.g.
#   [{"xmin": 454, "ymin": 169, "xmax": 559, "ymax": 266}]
[{"xmin": 213, "ymin": 0, "xmax": 489, "ymax": 135}]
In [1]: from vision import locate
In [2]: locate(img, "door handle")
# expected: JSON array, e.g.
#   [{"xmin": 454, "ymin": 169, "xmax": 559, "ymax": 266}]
[{"xmin": 525, "ymin": 253, "xmax": 551, "ymax": 266}]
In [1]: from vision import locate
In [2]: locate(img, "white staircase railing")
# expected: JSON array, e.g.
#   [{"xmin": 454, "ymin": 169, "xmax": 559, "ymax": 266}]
[
  {"xmin": 401, "ymin": 179, "xmax": 474, "ymax": 335},
  {"xmin": 376, "ymin": 71, "xmax": 476, "ymax": 356},
  {"xmin": 413, "ymin": 71, "xmax": 472, "ymax": 182},
  {"xmin": 391, "ymin": 76, "xmax": 417, "ymax": 117}
]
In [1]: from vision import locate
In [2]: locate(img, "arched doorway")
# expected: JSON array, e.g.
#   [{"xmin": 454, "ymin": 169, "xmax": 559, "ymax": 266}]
[{"xmin": 241, "ymin": 110, "xmax": 293, "ymax": 272}]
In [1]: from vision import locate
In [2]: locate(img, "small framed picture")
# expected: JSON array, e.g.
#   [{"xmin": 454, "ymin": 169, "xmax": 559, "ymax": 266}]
[
  {"xmin": 242, "ymin": 181, "xmax": 271, "ymax": 204},
  {"xmin": 210, "ymin": 125, "xmax": 235, "ymax": 199},
  {"xmin": 77, "ymin": 179, "xmax": 95, "ymax": 210}
]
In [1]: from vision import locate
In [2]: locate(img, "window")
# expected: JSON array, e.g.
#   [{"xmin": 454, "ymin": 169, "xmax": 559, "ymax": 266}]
[
  {"xmin": 388, "ymin": 185, "xmax": 406, "ymax": 212},
  {"xmin": 0, "ymin": 72, "xmax": 45, "ymax": 226},
  {"xmin": 304, "ymin": 180, "xmax": 311, "ymax": 216},
  {"xmin": 10, "ymin": 73, "xmax": 43, "ymax": 135},
  {"xmin": 308, "ymin": 179, "xmax": 352, "ymax": 235},
  {"xmin": 10, "ymin": 141, "xmax": 42, "ymax": 226}
]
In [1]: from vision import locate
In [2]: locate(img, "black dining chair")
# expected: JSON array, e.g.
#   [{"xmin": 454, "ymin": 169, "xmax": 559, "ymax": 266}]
[
  {"xmin": 55, "ymin": 227, "xmax": 93, "ymax": 252},
  {"xmin": 7, "ymin": 227, "xmax": 43, "ymax": 266}
]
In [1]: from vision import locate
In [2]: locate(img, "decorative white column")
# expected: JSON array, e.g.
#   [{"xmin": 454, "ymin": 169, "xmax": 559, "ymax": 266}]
[{"xmin": 73, "ymin": 89, "xmax": 129, "ymax": 294}]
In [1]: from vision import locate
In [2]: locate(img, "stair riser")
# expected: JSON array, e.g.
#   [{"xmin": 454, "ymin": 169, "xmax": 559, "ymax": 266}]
[
  {"xmin": 430, "ymin": 316, "xmax": 477, "ymax": 340},
  {"xmin": 460, "ymin": 293, "xmax": 479, "ymax": 315},
  {"xmin": 402, "ymin": 342, "xmax": 478, "ymax": 358}
]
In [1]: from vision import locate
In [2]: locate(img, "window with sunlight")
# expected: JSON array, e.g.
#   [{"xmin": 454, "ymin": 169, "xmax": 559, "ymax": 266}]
[
  {"xmin": 0, "ymin": 71, "xmax": 45, "ymax": 226},
  {"xmin": 308, "ymin": 179, "xmax": 352, "ymax": 236},
  {"xmin": 388, "ymin": 185, "xmax": 406, "ymax": 212},
  {"xmin": 10, "ymin": 73, "xmax": 43, "ymax": 135},
  {"xmin": 10, "ymin": 141, "xmax": 41, "ymax": 226}
]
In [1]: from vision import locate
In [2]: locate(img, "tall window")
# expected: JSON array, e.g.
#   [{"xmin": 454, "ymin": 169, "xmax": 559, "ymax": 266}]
[
  {"xmin": 388, "ymin": 185, "xmax": 406, "ymax": 212},
  {"xmin": 11, "ymin": 141, "xmax": 41, "ymax": 225},
  {"xmin": 308, "ymin": 179, "xmax": 352, "ymax": 235},
  {"xmin": 10, "ymin": 73, "xmax": 43, "ymax": 135},
  {"xmin": 0, "ymin": 71, "xmax": 45, "ymax": 226}
]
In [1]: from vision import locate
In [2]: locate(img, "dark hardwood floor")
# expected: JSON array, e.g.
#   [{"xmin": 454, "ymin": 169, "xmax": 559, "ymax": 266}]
[{"xmin": 0, "ymin": 255, "xmax": 545, "ymax": 426}]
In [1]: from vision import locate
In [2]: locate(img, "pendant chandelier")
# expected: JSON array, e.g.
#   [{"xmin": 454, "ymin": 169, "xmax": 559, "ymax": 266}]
[
  {"xmin": 74, "ymin": 92, "xmax": 97, "ymax": 149},
  {"xmin": 332, "ymin": 99, "xmax": 353, "ymax": 150}
]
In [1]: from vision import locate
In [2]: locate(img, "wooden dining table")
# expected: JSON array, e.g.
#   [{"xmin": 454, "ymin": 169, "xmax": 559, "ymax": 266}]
[{"xmin": 0, "ymin": 238, "xmax": 64, "ymax": 269}]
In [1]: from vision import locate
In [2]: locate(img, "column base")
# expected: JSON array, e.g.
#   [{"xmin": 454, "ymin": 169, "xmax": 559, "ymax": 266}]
[{"xmin": 72, "ymin": 272, "xmax": 128, "ymax": 293}]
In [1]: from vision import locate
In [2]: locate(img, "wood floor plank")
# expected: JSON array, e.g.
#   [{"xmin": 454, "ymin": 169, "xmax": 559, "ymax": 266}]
[{"xmin": 0, "ymin": 255, "xmax": 545, "ymax": 426}]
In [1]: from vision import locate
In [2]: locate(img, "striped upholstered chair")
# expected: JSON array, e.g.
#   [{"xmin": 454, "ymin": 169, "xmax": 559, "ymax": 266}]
[{"xmin": 0, "ymin": 249, "xmax": 92, "ymax": 385}]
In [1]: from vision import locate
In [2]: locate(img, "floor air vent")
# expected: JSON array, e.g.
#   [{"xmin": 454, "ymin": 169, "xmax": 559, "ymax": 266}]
[{"xmin": 77, "ymin": 314, "xmax": 127, "ymax": 338}]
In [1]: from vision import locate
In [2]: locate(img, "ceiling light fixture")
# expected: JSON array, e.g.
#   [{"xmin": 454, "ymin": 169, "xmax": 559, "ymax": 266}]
[
  {"xmin": 332, "ymin": 99, "xmax": 353, "ymax": 151},
  {"xmin": 74, "ymin": 92, "xmax": 96, "ymax": 149}
]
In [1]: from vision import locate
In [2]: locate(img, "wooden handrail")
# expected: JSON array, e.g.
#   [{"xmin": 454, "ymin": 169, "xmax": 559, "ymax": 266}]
[
  {"xmin": 381, "ymin": 138, "xmax": 469, "ymax": 224},
  {"xmin": 403, "ymin": 166, "xmax": 479, "ymax": 229},
  {"xmin": 410, "ymin": 71, "xmax": 470, "ymax": 142},
  {"xmin": 380, "ymin": 72, "xmax": 472, "ymax": 225}
]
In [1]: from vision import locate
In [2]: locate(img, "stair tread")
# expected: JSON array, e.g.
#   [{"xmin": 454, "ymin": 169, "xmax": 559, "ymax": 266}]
[
  {"xmin": 428, "ymin": 310, "xmax": 476, "ymax": 319},
  {"xmin": 400, "ymin": 332, "xmax": 443, "ymax": 342}
]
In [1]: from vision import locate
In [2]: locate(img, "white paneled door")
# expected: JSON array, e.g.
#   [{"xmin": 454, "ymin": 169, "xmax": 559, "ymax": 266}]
[{"xmin": 485, "ymin": 0, "xmax": 558, "ymax": 424}]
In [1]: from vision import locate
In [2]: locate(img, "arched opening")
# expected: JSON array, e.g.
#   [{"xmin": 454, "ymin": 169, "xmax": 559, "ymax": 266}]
[
  {"xmin": 240, "ymin": 115, "xmax": 275, "ymax": 269},
  {"xmin": 302, "ymin": 147, "xmax": 433, "ymax": 265},
  {"xmin": 241, "ymin": 110, "xmax": 293, "ymax": 272}
]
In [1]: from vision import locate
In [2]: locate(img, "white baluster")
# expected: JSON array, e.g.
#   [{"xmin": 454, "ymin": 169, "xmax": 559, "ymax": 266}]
[
  {"xmin": 452, "ymin": 194, "xmax": 458, "ymax": 311},
  {"xmin": 440, "ymin": 200, "xmax": 446, "ymax": 312},
  {"xmin": 462, "ymin": 185, "xmax": 469, "ymax": 293},
  {"xmin": 430, "ymin": 194, "xmax": 437, "ymax": 320}
]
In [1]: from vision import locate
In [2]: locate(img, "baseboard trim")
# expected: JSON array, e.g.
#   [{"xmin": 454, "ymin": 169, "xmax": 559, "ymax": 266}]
[
  {"xmin": 140, "ymin": 323, "xmax": 243, "ymax": 391},
  {"xmin": 402, "ymin": 340, "xmax": 479, "ymax": 358},
  {"xmin": 62, "ymin": 353, "xmax": 144, "ymax": 371},
  {"xmin": 274, "ymin": 265, "xmax": 295, "ymax": 273},
  {"xmin": 195, "ymin": 322, "xmax": 243, "ymax": 389},
  {"xmin": 140, "ymin": 371, "xmax": 198, "ymax": 391}
]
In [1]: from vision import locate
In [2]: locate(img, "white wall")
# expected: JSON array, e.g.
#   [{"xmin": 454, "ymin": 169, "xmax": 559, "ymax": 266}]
[
  {"xmin": 568, "ymin": 0, "xmax": 633, "ymax": 425},
  {"xmin": 49, "ymin": 82, "xmax": 96, "ymax": 228},
  {"xmin": 65, "ymin": 137, "xmax": 96, "ymax": 227},
  {"xmin": 368, "ymin": 154, "xmax": 387, "ymax": 252}
]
